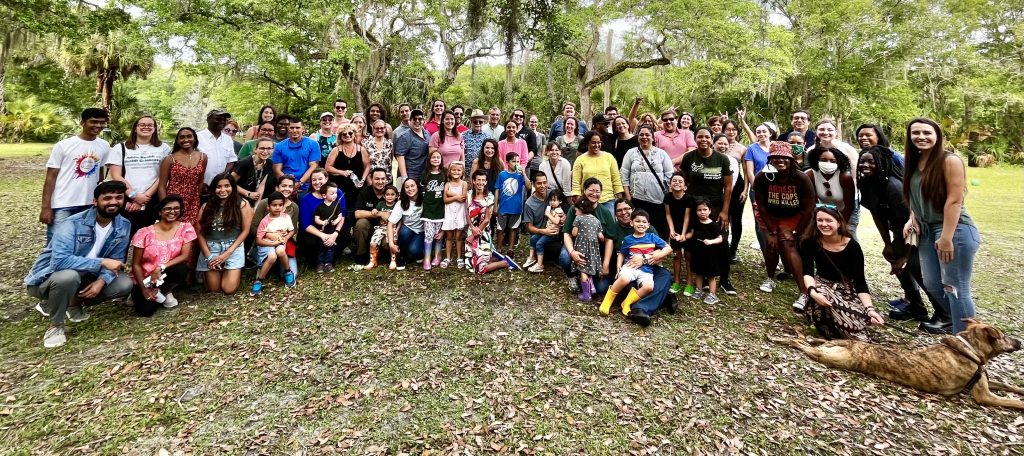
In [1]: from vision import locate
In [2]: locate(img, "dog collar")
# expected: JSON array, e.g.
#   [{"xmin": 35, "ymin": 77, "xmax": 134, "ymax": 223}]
[{"xmin": 950, "ymin": 335, "xmax": 986, "ymax": 394}]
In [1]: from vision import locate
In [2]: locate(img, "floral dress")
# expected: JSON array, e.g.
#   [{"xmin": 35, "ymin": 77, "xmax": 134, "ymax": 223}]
[
  {"xmin": 166, "ymin": 153, "xmax": 206, "ymax": 226},
  {"xmin": 363, "ymin": 137, "xmax": 394, "ymax": 182},
  {"xmin": 465, "ymin": 191, "xmax": 494, "ymax": 274}
]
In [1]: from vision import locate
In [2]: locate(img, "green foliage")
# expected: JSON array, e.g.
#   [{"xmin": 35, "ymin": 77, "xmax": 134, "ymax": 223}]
[{"xmin": 0, "ymin": 96, "xmax": 73, "ymax": 142}]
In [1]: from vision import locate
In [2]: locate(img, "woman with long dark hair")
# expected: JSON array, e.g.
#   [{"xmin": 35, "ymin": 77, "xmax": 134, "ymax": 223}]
[
  {"xmin": 429, "ymin": 110, "xmax": 465, "ymax": 167},
  {"xmin": 196, "ymin": 173, "xmax": 252, "ymax": 294},
  {"xmin": 902, "ymin": 118, "xmax": 980, "ymax": 334},
  {"xmin": 244, "ymin": 105, "xmax": 277, "ymax": 140},
  {"xmin": 858, "ymin": 145, "xmax": 946, "ymax": 330},
  {"xmin": 470, "ymin": 139, "xmax": 504, "ymax": 191},
  {"xmin": 805, "ymin": 146, "xmax": 855, "ymax": 224},
  {"xmin": 387, "ymin": 178, "xmax": 426, "ymax": 269},
  {"xmin": 572, "ymin": 130, "xmax": 624, "ymax": 214},
  {"xmin": 800, "ymin": 205, "xmax": 883, "ymax": 341},
  {"xmin": 620, "ymin": 124, "xmax": 672, "ymax": 236},
  {"xmin": 158, "ymin": 127, "xmax": 208, "ymax": 227}
]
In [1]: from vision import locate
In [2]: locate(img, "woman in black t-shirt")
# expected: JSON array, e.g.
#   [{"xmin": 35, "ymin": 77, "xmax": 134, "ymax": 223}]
[{"xmin": 800, "ymin": 205, "xmax": 884, "ymax": 341}]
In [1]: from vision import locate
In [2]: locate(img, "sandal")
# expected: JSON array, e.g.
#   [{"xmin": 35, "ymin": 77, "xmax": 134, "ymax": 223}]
[
  {"xmin": 440, "ymin": 258, "xmax": 450, "ymax": 269},
  {"xmin": 527, "ymin": 264, "xmax": 544, "ymax": 273}
]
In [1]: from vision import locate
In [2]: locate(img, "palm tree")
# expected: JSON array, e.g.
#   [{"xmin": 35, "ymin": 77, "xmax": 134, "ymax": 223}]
[
  {"xmin": 54, "ymin": 28, "xmax": 154, "ymax": 112},
  {"xmin": 0, "ymin": 20, "xmax": 33, "ymax": 115}
]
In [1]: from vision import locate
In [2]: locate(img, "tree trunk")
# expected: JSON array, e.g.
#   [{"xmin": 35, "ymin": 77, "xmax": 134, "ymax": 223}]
[
  {"xmin": 102, "ymin": 71, "xmax": 115, "ymax": 112},
  {"xmin": 0, "ymin": 61, "xmax": 6, "ymax": 116}
]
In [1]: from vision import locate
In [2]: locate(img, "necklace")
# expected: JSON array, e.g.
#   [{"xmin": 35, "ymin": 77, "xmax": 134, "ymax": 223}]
[{"xmin": 177, "ymin": 151, "xmax": 195, "ymax": 168}]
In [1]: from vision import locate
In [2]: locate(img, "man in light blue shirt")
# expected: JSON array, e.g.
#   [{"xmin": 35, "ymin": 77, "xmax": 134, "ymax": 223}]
[{"xmin": 26, "ymin": 180, "xmax": 133, "ymax": 348}]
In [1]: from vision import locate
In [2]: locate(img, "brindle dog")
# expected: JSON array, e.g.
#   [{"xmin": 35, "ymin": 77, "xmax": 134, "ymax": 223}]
[{"xmin": 770, "ymin": 319, "xmax": 1024, "ymax": 409}]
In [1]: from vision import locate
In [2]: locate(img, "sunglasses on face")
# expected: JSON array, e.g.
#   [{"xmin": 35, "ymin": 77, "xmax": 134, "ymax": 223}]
[
  {"xmin": 335, "ymin": 105, "xmax": 347, "ymax": 110},
  {"xmin": 662, "ymin": 118, "xmax": 675, "ymax": 122},
  {"xmin": 341, "ymin": 132, "xmax": 354, "ymax": 136},
  {"xmin": 223, "ymin": 128, "xmax": 238, "ymax": 134}
]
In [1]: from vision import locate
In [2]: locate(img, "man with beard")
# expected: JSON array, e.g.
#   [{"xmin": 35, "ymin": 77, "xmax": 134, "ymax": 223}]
[{"xmin": 26, "ymin": 180, "xmax": 134, "ymax": 348}]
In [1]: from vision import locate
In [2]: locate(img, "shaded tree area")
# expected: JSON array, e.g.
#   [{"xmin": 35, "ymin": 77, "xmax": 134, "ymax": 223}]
[{"xmin": 2, "ymin": 0, "xmax": 1022, "ymax": 163}]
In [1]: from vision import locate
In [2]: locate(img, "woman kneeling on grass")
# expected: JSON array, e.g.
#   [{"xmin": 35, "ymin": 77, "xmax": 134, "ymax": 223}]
[
  {"xmin": 800, "ymin": 205, "xmax": 883, "ymax": 341},
  {"xmin": 196, "ymin": 173, "xmax": 252, "ymax": 294},
  {"xmin": 130, "ymin": 195, "xmax": 196, "ymax": 316},
  {"xmin": 465, "ymin": 169, "xmax": 518, "ymax": 274}
]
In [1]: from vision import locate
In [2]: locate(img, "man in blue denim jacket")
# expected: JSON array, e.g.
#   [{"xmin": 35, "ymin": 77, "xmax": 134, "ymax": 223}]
[{"xmin": 25, "ymin": 180, "xmax": 134, "ymax": 348}]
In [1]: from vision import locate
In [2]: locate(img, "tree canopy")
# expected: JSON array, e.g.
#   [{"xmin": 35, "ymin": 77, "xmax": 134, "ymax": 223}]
[{"xmin": 1, "ymin": 0, "xmax": 1021, "ymax": 163}]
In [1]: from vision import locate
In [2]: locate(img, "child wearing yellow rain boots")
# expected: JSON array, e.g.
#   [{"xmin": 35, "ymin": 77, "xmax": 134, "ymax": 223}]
[{"xmin": 599, "ymin": 210, "xmax": 671, "ymax": 321}]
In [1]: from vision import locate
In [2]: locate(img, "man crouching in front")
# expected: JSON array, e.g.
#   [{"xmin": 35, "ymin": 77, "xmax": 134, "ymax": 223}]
[{"xmin": 25, "ymin": 180, "xmax": 133, "ymax": 348}]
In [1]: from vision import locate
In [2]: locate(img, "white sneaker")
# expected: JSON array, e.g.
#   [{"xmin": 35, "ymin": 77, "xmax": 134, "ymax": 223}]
[
  {"xmin": 162, "ymin": 293, "xmax": 179, "ymax": 309},
  {"xmin": 43, "ymin": 326, "xmax": 67, "ymax": 348},
  {"xmin": 759, "ymin": 278, "xmax": 776, "ymax": 293},
  {"xmin": 66, "ymin": 306, "xmax": 90, "ymax": 323},
  {"xmin": 792, "ymin": 294, "xmax": 808, "ymax": 312},
  {"xmin": 35, "ymin": 301, "xmax": 51, "ymax": 317}
]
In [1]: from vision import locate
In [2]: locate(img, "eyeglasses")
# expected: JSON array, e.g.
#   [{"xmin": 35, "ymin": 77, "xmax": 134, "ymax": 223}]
[
  {"xmin": 161, "ymin": 206, "xmax": 181, "ymax": 212},
  {"xmin": 373, "ymin": 127, "xmax": 386, "ymax": 131},
  {"xmin": 138, "ymin": 124, "xmax": 155, "ymax": 129},
  {"xmin": 335, "ymin": 105, "xmax": 347, "ymax": 110},
  {"xmin": 792, "ymin": 115, "xmax": 808, "ymax": 120},
  {"xmin": 256, "ymin": 146, "xmax": 274, "ymax": 151},
  {"xmin": 223, "ymin": 128, "xmax": 238, "ymax": 134}
]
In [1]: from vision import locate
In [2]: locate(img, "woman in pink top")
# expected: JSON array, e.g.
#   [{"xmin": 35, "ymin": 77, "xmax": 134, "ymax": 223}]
[
  {"xmin": 428, "ymin": 111, "xmax": 465, "ymax": 167},
  {"xmin": 498, "ymin": 120, "xmax": 528, "ymax": 171},
  {"xmin": 130, "ymin": 195, "xmax": 197, "ymax": 317}
]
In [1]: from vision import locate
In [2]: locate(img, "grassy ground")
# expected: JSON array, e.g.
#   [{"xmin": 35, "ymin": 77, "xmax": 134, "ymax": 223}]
[{"xmin": 1, "ymin": 144, "xmax": 1022, "ymax": 454}]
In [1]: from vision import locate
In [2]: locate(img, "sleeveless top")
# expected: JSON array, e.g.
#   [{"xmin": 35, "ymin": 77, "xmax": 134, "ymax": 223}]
[
  {"xmin": 166, "ymin": 154, "xmax": 205, "ymax": 226},
  {"xmin": 330, "ymin": 144, "xmax": 366, "ymax": 197},
  {"xmin": 908, "ymin": 170, "xmax": 974, "ymax": 227},
  {"xmin": 205, "ymin": 205, "xmax": 241, "ymax": 242},
  {"xmin": 812, "ymin": 170, "xmax": 845, "ymax": 212}
]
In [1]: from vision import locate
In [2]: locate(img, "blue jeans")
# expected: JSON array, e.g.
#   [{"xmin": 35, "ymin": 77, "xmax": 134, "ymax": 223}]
[
  {"xmin": 918, "ymin": 223, "xmax": 980, "ymax": 333},
  {"xmin": 633, "ymin": 267, "xmax": 673, "ymax": 315},
  {"xmin": 530, "ymin": 234, "xmax": 560, "ymax": 260},
  {"xmin": 46, "ymin": 205, "xmax": 92, "ymax": 243},
  {"xmin": 397, "ymin": 226, "xmax": 425, "ymax": 262},
  {"xmin": 600, "ymin": 200, "xmax": 615, "ymax": 215}
]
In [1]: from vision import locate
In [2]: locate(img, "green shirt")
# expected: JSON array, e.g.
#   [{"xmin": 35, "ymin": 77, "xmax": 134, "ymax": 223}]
[{"xmin": 562, "ymin": 204, "xmax": 658, "ymax": 252}]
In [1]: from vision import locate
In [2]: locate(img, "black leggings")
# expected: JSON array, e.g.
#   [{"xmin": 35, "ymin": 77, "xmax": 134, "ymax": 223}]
[
  {"xmin": 728, "ymin": 177, "xmax": 745, "ymax": 259},
  {"xmin": 132, "ymin": 263, "xmax": 188, "ymax": 317}
]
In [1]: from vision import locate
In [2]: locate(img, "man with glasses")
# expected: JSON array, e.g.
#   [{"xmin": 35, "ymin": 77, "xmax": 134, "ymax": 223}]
[
  {"xmin": 197, "ymin": 109, "xmax": 238, "ymax": 192},
  {"xmin": 653, "ymin": 109, "xmax": 697, "ymax": 171},
  {"xmin": 395, "ymin": 109, "xmax": 431, "ymax": 181},
  {"xmin": 462, "ymin": 109, "xmax": 489, "ymax": 165},
  {"xmin": 451, "ymin": 105, "xmax": 470, "ymax": 133},
  {"xmin": 238, "ymin": 121, "xmax": 278, "ymax": 159},
  {"xmin": 780, "ymin": 109, "xmax": 816, "ymax": 148},
  {"xmin": 331, "ymin": 99, "xmax": 351, "ymax": 133},
  {"xmin": 483, "ymin": 106, "xmax": 504, "ymax": 140},
  {"xmin": 272, "ymin": 116, "xmax": 320, "ymax": 193},
  {"xmin": 549, "ymin": 102, "xmax": 589, "ymax": 139},
  {"xmin": 309, "ymin": 112, "xmax": 338, "ymax": 166},
  {"xmin": 393, "ymin": 103, "xmax": 413, "ymax": 140}
]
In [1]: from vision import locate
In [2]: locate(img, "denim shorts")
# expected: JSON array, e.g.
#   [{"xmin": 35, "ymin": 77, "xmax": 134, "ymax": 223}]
[
  {"xmin": 256, "ymin": 245, "xmax": 286, "ymax": 266},
  {"xmin": 196, "ymin": 240, "xmax": 246, "ymax": 271}
]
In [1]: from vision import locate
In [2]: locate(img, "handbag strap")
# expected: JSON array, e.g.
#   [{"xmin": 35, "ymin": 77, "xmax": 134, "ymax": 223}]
[
  {"xmin": 819, "ymin": 240, "xmax": 853, "ymax": 288},
  {"xmin": 548, "ymin": 161, "xmax": 564, "ymax": 193},
  {"xmin": 636, "ymin": 148, "xmax": 667, "ymax": 192}
]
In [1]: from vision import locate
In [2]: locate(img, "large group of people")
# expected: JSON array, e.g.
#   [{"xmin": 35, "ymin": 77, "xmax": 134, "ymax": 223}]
[{"xmin": 25, "ymin": 102, "xmax": 980, "ymax": 348}]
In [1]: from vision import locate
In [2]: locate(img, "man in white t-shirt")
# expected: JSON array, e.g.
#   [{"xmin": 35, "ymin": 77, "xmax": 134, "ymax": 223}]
[
  {"xmin": 197, "ymin": 109, "xmax": 238, "ymax": 190},
  {"xmin": 40, "ymin": 107, "xmax": 112, "ymax": 242}
]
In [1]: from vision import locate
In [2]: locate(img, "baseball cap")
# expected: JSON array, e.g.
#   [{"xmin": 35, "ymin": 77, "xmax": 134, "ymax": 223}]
[{"xmin": 207, "ymin": 109, "xmax": 231, "ymax": 118}]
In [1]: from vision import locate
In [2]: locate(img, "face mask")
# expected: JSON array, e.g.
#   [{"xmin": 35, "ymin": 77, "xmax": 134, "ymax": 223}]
[
  {"xmin": 763, "ymin": 164, "xmax": 778, "ymax": 182},
  {"xmin": 791, "ymin": 144, "xmax": 805, "ymax": 156},
  {"xmin": 818, "ymin": 162, "xmax": 839, "ymax": 174}
]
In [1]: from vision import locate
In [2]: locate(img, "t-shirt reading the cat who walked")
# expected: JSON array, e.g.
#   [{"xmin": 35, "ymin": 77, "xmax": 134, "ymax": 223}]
[
  {"xmin": 753, "ymin": 175, "xmax": 813, "ymax": 218},
  {"xmin": 421, "ymin": 171, "xmax": 446, "ymax": 220},
  {"xmin": 47, "ymin": 136, "xmax": 111, "ymax": 209},
  {"xmin": 680, "ymin": 151, "xmax": 732, "ymax": 208}
]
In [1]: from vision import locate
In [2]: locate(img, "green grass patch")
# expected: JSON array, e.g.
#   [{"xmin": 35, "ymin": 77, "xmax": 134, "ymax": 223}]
[{"xmin": 0, "ymin": 154, "xmax": 1022, "ymax": 454}]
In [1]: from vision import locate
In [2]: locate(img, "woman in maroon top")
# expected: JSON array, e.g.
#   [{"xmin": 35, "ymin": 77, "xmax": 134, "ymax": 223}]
[{"xmin": 752, "ymin": 141, "xmax": 816, "ymax": 309}]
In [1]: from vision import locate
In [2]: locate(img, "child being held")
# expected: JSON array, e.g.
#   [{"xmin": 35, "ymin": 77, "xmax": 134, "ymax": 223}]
[
  {"xmin": 525, "ymin": 190, "xmax": 566, "ymax": 273},
  {"xmin": 313, "ymin": 182, "xmax": 345, "ymax": 272},
  {"xmin": 545, "ymin": 191, "xmax": 566, "ymax": 229},
  {"xmin": 365, "ymin": 185, "xmax": 399, "ymax": 270},
  {"xmin": 599, "ymin": 209, "xmax": 670, "ymax": 323},
  {"xmin": 684, "ymin": 198, "xmax": 725, "ymax": 305},
  {"xmin": 571, "ymin": 198, "xmax": 607, "ymax": 302},
  {"xmin": 252, "ymin": 192, "xmax": 296, "ymax": 296}
]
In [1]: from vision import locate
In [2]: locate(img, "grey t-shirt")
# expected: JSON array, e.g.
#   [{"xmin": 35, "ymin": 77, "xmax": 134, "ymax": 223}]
[{"xmin": 523, "ymin": 193, "xmax": 548, "ymax": 230}]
